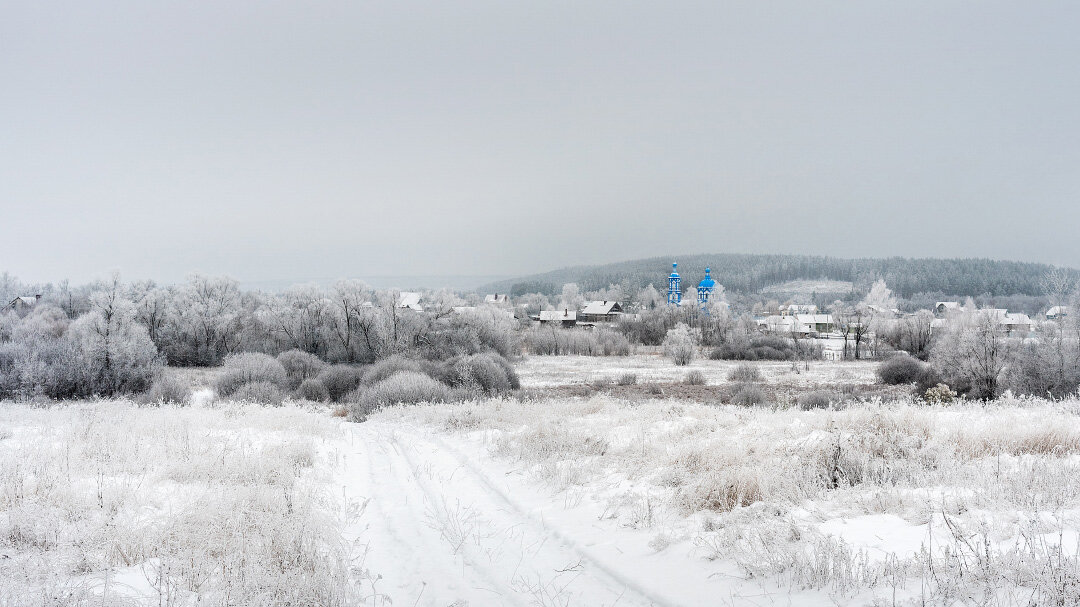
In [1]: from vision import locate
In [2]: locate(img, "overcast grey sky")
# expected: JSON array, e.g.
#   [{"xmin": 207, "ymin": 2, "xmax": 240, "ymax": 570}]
[{"xmin": 3, "ymin": 1, "xmax": 1079, "ymax": 285}]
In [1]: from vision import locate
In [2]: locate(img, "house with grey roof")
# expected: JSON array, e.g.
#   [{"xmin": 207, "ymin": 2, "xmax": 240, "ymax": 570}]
[
  {"xmin": 535, "ymin": 309, "xmax": 577, "ymax": 327},
  {"xmin": 579, "ymin": 300, "xmax": 623, "ymax": 323},
  {"xmin": 1047, "ymin": 306, "xmax": 1069, "ymax": 320},
  {"xmin": 6, "ymin": 295, "xmax": 40, "ymax": 316}
]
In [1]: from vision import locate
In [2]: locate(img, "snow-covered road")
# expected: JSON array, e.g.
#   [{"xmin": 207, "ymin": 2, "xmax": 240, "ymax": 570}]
[{"xmin": 338, "ymin": 421, "xmax": 703, "ymax": 607}]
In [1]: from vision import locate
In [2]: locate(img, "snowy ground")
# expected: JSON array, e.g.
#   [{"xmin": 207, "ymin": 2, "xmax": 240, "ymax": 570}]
[{"xmin": 4, "ymin": 389, "xmax": 1080, "ymax": 605}]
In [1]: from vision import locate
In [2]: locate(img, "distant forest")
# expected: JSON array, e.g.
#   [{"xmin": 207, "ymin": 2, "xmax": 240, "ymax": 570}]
[{"xmin": 484, "ymin": 254, "xmax": 1078, "ymax": 301}]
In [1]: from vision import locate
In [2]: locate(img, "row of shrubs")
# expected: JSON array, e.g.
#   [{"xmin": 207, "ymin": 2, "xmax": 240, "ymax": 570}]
[
  {"xmin": 877, "ymin": 355, "xmax": 934, "ymax": 387},
  {"xmin": 522, "ymin": 326, "xmax": 632, "ymax": 356},
  {"xmin": 709, "ymin": 335, "xmax": 804, "ymax": 361},
  {"xmin": 203, "ymin": 350, "xmax": 520, "ymax": 419}
]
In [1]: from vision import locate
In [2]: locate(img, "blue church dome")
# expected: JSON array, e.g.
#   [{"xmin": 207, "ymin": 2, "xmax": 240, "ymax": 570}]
[{"xmin": 698, "ymin": 267, "xmax": 716, "ymax": 289}]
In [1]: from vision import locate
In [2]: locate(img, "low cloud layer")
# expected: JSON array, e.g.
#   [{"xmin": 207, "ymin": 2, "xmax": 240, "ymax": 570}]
[{"xmin": 3, "ymin": 1, "xmax": 1078, "ymax": 284}]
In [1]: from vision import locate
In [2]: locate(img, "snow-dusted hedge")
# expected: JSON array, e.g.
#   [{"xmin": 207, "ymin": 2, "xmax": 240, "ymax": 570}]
[
  {"xmin": 523, "ymin": 326, "xmax": 632, "ymax": 356},
  {"xmin": 315, "ymin": 364, "xmax": 363, "ymax": 402},
  {"xmin": 348, "ymin": 371, "xmax": 451, "ymax": 421},
  {"xmin": 214, "ymin": 352, "xmax": 289, "ymax": 397},
  {"xmin": 297, "ymin": 377, "xmax": 330, "ymax": 402},
  {"xmin": 277, "ymin": 349, "xmax": 327, "ymax": 389}
]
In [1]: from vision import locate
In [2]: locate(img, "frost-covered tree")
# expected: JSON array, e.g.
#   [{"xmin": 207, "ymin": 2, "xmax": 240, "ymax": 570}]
[
  {"xmin": 1006, "ymin": 320, "xmax": 1080, "ymax": 398},
  {"xmin": 258, "ymin": 285, "xmax": 335, "ymax": 356},
  {"xmin": 559, "ymin": 283, "xmax": 585, "ymax": 312},
  {"xmin": 66, "ymin": 274, "xmax": 162, "ymax": 395},
  {"xmin": 862, "ymin": 279, "xmax": 897, "ymax": 311},
  {"xmin": 662, "ymin": 323, "xmax": 696, "ymax": 366},
  {"xmin": 157, "ymin": 275, "xmax": 246, "ymax": 366},
  {"xmin": 128, "ymin": 280, "xmax": 170, "ymax": 347},
  {"xmin": 1042, "ymin": 268, "xmax": 1074, "ymax": 309},
  {"xmin": 518, "ymin": 292, "xmax": 550, "ymax": 317},
  {"xmin": 585, "ymin": 283, "xmax": 624, "ymax": 306},
  {"xmin": 831, "ymin": 301, "xmax": 872, "ymax": 359},
  {"xmin": 637, "ymin": 284, "xmax": 662, "ymax": 310},
  {"xmin": 327, "ymin": 279, "xmax": 374, "ymax": 362},
  {"xmin": 880, "ymin": 310, "xmax": 934, "ymax": 360},
  {"xmin": 931, "ymin": 309, "xmax": 1014, "ymax": 400}
]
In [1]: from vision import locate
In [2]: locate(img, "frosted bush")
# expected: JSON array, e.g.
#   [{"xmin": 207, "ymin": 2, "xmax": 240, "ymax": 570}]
[
  {"xmin": 296, "ymin": 378, "xmax": 330, "ymax": 402},
  {"xmin": 348, "ymin": 371, "xmax": 451, "ymax": 421},
  {"xmin": 361, "ymin": 355, "xmax": 436, "ymax": 385},
  {"xmin": 798, "ymin": 390, "xmax": 839, "ymax": 410},
  {"xmin": 662, "ymin": 324, "xmax": 696, "ymax": 366},
  {"xmin": 924, "ymin": 382, "xmax": 956, "ymax": 404},
  {"xmin": 443, "ymin": 352, "xmax": 520, "ymax": 395},
  {"xmin": 277, "ymin": 349, "xmax": 327, "ymax": 389},
  {"xmin": 730, "ymin": 383, "xmax": 768, "ymax": 407},
  {"xmin": 727, "ymin": 363, "xmax": 761, "ymax": 382},
  {"xmin": 315, "ymin": 364, "xmax": 363, "ymax": 402},
  {"xmin": 684, "ymin": 370, "xmax": 706, "ymax": 385},
  {"xmin": 876, "ymin": 355, "xmax": 927, "ymax": 385},
  {"xmin": 215, "ymin": 352, "xmax": 288, "ymax": 397},
  {"xmin": 145, "ymin": 373, "xmax": 190, "ymax": 405},
  {"xmin": 231, "ymin": 380, "xmax": 287, "ymax": 406},
  {"xmin": 710, "ymin": 335, "xmax": 797, "ymax": 361}
]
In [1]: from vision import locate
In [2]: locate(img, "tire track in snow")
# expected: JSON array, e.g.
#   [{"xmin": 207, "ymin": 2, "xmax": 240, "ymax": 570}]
[
  {"xmin": 423, "ymin": 430, "xmax": 685, "ymax": 607},
  {"xmin": 381, "ymin": 423, "xmax": 671, "ymax": 607},
  {"xmin": 342, "ymin": 423, "xmax": 518, "ymax": 606}
]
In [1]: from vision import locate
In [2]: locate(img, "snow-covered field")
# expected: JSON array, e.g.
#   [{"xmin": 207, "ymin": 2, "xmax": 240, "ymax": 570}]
[
  {"xmin": 4, "ymin": 383, "xmax": 1080, "ymax": 605},
  {"xmin": 515, "ymin": 354, "xmax": 879, "ymax": 388},
  {"xmin": 0, "ymin": 402, "xmax": 367, "ymax": 606},
  {"xmin": 395, "ymin": 395, "xmax": 1080, "ymax": 605}
]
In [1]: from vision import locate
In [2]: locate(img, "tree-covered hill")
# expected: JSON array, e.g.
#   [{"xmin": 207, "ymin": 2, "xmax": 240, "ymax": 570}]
[{"xmin": 480, "ymin": 254, "xmax": 1077, "ymax": 299}]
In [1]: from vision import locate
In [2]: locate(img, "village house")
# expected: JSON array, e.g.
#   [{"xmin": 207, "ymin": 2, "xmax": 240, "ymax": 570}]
[
  {"xmin": 932, "ymin": 308, "xmax": 1036, "ymax": 337},
  {"xmin": 1000, "ymin": 312, "xmax": 1034, "ymax": 336},
  {"xmin": 935, "ymin": 301, "xmax": 960, "ymax": 315},
  {"xmin": 797, "ymin": 313, "xmax": 835, "ymax": 334},
  {"xmin": 865, "ymin": 304, "xmax": 899, "ymax": 318},
  {"xmin": 757, "ymin": 315, "xmax": 813, "ymax": 338},
  {"xmin": 6, "ymin": 295, "xmax": 40, "ymax": 316},
  {"xmin": 484, "ymin": 293, "xmax": 510, "ymax": 306},
  {"xmin": 397, "ymin": 292, "xmax": 423, "ymax": 312},
  {"xmin": 578, "ymin": 300, "xmax": 623, "ymax": 323},
  {"xmin": 779, "ymin": 303, "xmax": 817, "ymax": 316},
  {"xmin": 1047, "ymin": 306, "xmax": 1069, "ymax": 320},
  {"xmin": 536, "ymin": 309, "xmax": 577, "ymax": 328}
]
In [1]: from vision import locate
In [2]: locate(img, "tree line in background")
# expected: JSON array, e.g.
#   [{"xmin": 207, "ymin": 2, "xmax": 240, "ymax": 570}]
[
  {"xmin": 1, "ymin": 267, "xmax": 1078, "ymax": 405},
  {"xmin": 0, "ymin": 273, "xmax": 519, "ymax": 402},
  {"xmin": 495, "ymin": 253, "xmax": 1077, "ymax": 306}
]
